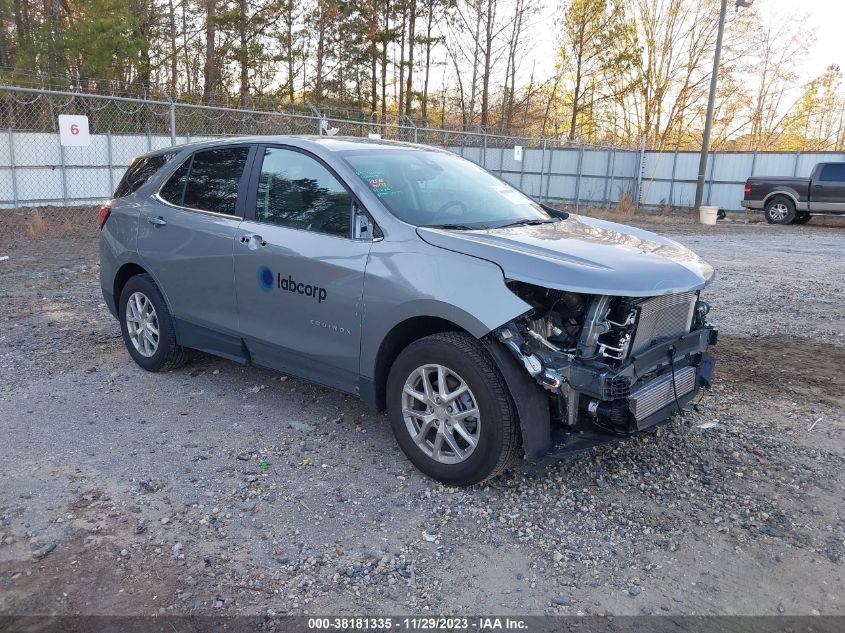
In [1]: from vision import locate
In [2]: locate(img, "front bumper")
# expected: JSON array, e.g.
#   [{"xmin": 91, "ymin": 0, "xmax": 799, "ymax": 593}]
[
  {"xmin": 545, "ymin": 350, "xmax": 714, "ymax": 460},
  {"xmin": 494, "ymin": 325, "xmax": 717, "ymax": 463},
  {"xmin": 553, "ymin": 326, "xmax": 716, "ymax": 407}
]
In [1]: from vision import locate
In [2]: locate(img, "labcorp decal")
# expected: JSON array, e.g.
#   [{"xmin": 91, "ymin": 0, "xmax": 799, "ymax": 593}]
[{"xmin": 257, "ymin": 266, "xmax": 328, "ymax": 303}]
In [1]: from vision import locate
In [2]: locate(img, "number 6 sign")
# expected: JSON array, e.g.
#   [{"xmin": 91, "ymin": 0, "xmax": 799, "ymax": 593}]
[{"xmin": 58, "ymin": 114, "xmax": 91, "ymax": 147}]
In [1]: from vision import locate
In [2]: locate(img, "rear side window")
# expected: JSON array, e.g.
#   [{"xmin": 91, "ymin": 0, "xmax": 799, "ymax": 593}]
[
  {"xmin": 819, "ymin": 163, "xmax": 845, "ymax": 182},
  {"xmin": 183, "ymin": 147, "xmax": 250, "ymax": 215},
  {"xmin": 114, "ymin": 154, "xmax": 172, "ymax": 198}
]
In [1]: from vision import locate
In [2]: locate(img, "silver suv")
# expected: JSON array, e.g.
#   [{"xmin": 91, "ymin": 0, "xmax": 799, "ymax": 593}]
[{"xmin": 99, "ymin": 136, "xmax": 717, "ymax": 486}]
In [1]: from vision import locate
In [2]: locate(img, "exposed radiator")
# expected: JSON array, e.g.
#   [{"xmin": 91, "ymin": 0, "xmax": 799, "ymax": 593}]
[
  {"xmin": 630, "ymin": 292, "xmax": 697, "ymax": 355},
  {"xmin": 629, "ymin": 366, "xmax": 696, "ymax": 421}
]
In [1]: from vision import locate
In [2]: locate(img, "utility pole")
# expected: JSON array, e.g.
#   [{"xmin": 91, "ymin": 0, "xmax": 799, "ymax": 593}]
[
  {"xmin": 695, "ymin": 0, "xmax": 754, "ymax": 210},
  {"xmin": 694, "ymin": 0, "xmax": 728, "ymax": 210}
]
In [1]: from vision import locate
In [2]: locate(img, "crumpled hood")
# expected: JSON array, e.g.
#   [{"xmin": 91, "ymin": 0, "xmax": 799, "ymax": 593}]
[{"xmin": 416, "ymin": 214, "xmax": 715, "ymax": 297}]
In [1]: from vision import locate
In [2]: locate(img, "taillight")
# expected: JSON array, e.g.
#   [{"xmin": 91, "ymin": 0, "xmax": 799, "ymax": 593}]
[
  {"xmin": 98, "ymin": 205, "xmax": 111, "ymax": 230},
  {"xmin": 744, "ymin": 182, "xmax": 751, "ymax": 198}
]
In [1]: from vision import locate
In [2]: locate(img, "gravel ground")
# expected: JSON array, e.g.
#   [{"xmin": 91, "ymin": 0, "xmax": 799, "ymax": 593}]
[{"xmin": 0, "ymin": 218, "xmax": 843, "ymax": 617}]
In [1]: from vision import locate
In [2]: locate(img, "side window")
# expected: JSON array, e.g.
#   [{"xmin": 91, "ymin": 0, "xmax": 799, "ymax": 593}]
[
  {"xmin": 819, "ymin": 163, "xmax": 845, "ymax": 182},
  {"xmin": 183, "ymin": 147, "xmax": 250, "ymax": 215},
  {"xmin": 256, "ymin": 147, "xmax": 352, "ymax": 237},
  {"xmin": 159, "ymin": 157, "xmax": 191, "ymax": 205},
  {"xmin": 114, "ymin": 153, "xmax": 172, "ymax": 198}
]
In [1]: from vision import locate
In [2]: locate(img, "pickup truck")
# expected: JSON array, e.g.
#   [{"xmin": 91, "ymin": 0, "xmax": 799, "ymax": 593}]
[{"xmin": 742, "ymin": 161, "xmax": 845, "ymax": 224}]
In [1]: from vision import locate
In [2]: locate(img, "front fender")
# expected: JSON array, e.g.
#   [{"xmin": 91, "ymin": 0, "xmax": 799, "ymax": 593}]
[{"xmin": 359, "ymin": 240, "xmax": 531, "ymax": 380}]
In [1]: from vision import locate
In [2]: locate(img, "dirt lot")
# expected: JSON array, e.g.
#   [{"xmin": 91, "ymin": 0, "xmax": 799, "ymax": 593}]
[{"xmin": 0, "ymin": 216, "xmax": 843, "ymax": 618}]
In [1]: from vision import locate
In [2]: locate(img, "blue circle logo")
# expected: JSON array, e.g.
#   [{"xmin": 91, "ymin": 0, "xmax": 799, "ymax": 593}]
[{"xmin": 258, "ymin": 266, "xmax": 274, "ymax": 292}]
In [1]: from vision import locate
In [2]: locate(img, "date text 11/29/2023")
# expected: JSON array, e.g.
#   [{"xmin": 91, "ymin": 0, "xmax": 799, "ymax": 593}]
[{"xmin": 307, "ymin": 617, "xmax": 529, "ymax": 630}]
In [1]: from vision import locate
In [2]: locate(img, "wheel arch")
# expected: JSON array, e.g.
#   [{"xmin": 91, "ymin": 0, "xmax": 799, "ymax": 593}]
[
  {"xmin": 113, "ymin": 262, "xmax": 177, "ymax": 321},
  {"xmin": 763, "ymin": 190, "xmax": 799, "ymax": 208},
  {"xmin": 113, "ymin": 262, "xmax": 150, "ymax": 311},
  {"xmin": 365, "ymin": 315, "xmax": 470, "ymax": 411}
]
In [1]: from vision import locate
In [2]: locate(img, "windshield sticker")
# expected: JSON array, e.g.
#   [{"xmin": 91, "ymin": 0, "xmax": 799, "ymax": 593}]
[{"xmin": 356, "ymin": 169, "xmax": 399, "ymax": 198}]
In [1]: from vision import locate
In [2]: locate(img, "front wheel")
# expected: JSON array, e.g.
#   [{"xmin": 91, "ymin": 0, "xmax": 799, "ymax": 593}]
[
  {"xmin": 764, "ymin": 197, "xmax": 796, "ymax": 224},
  {"xmin": 386, "ymin": 332, "xmax": 520, "ymax": 486}
]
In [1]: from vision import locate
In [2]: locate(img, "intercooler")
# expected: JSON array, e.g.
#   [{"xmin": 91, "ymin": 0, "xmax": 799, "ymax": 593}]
[
  {"xmin": 629, "ymin": 291, "xmax": 697, "ymax": 355},
  {"xmin": 629, "ymin": 365, "xmax": 697, "ymax": 421}
]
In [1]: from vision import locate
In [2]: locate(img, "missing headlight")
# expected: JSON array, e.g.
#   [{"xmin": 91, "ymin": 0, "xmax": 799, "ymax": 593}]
[{"xmin": 506, "ymin": 280, "xmax": 589, "ymax": 350}]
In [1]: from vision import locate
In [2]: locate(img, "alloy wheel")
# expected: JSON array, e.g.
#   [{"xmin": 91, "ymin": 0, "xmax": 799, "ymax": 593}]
[
  {"xmin": 401, "ymin": 364, "xmax": 481, "ymax": 464},
  {"xmin": 769, "ymin": 202, "xmax": 789, "ymax": 221},
  {"xmin": 125, "ymin": 291, "xmax": 160, "ymax": 357}
]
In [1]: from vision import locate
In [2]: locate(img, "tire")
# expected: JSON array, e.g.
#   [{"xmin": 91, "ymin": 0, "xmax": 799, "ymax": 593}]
[
  {"xmin": 386, "ymin": 332, "xmax": 520, "ymax": 486},
  {"xmin": 793, "ymin": 213, "xmax": 811, "ymax": 224},
  {"xmin": 118, "ymin": 273, "xmax": 185, "ymax": 372},
  {"xmin": 764, "ymin": 197, "xmax": 796, "ymax": 224}
]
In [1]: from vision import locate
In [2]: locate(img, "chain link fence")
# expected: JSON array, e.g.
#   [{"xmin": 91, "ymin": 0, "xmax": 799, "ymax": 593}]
[
  {"xmin": 0, "ymin": 86, "xmax": 639, "ymax": 236},
  {"xmin": 6, "ymin": 84, "xmax": 844, "ymax": 261}
]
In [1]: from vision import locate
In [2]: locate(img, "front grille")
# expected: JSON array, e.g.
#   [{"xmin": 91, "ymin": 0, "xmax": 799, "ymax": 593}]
[
  {"xmin": 630, "ymin": 292, "xmax": 697, "ymax": 355},
  {"xmin": 629, "ymin": 366, "xmax": 696, "ymax": 420}
]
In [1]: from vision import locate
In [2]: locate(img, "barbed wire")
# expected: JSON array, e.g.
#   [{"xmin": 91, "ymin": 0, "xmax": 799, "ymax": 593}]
[
  {"xmin": 0, "ymin": 67, "xmax": 642, "ymax": 147},
  {"xmin": 0, "ymin": 84, "xmax": 633, "ymax": 151}
]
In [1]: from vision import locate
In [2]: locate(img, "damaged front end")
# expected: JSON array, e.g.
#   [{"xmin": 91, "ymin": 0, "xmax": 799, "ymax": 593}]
[{"xmin": 492, "ymin": 281, "xmax": 717, "ymax": 462}]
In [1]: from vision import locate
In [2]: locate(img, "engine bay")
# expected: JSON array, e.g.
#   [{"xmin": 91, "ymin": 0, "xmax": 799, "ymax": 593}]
[{"xmin": 495, "ymin": 280, "xmax": 715, "ymax": 438}]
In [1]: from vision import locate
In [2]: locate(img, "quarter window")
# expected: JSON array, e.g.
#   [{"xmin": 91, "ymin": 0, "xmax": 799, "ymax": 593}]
[
  {"xmin": 255, "ymin": 147, "xmax": 352, "ymax": 237},
  {"xmin": 159, "ymin": 157, "xmax": 191, "ymax": 205},
  {"xmin": 183, "ymin": 147, "xmax": 250, "ymax": 215},
  {"xmin": 114, "ymin": 153, "xmax": 173, "ymax": 198},
  {"xmin": 819, "ymin": 163, "xmax": 845, "ymax": 182}
]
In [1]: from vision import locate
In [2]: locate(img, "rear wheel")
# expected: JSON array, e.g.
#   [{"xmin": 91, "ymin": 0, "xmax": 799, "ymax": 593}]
[
  {"xmin": 386, "ymin": 332, "xmax": 519, "ymax": 486},
  {"xmin": 764, "ymin": 197, "xmax": 796, "ymax": 224},
  {"xmin": 118, "ymin": 274, "xmax": 185, "ymax": 372}
]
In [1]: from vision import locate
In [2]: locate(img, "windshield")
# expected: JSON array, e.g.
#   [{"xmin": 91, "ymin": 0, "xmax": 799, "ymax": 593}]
[{"xmin": 342, "ymin": 149, "xmax": 553, "ymax": 228}]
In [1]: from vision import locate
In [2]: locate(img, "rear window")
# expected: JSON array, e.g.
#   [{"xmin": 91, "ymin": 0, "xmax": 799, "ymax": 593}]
[
  {"xmin": 183, "ymin": 147, "xmax": 250, "ymax": 215},
  {"xmin": 114, "ymin": 154, "xmax": 173, "ymax": 198},
  {"xmin": 819, "ymin": 163, "xmax": 845, "ymax": 182}
]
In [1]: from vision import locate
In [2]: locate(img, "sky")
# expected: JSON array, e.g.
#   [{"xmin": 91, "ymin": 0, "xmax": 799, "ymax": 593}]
[
  {"xmin": 528, "ymin": 0, "xmax": 845, "ymax": 81},
  {"xmin": 764, "ymin": 0, "xmax": 845, "ymax": 74}
]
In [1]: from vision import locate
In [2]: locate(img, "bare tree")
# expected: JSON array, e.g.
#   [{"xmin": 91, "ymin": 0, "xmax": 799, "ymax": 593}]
[
  {"xmin": 501, "ymin": 0, "xmax": 537, "ymax": 131},
  {"xmin": 742, "ymin": 10, "xmax": 810, "ymax": 149},
  {"xmin": 167, "ymin": 0, "xmax": 179, "ymax": 90},
  {"xmin": 418, "ymin": 0, "xmax": 444, "ymax": 121},
  {"xmin": 404, "ymin": 0, "xmax": 417, "ymax": 115},
  {"xmin": 202, "ymin": 0, "xmax": 217, "ymax": 102},
  {"xmin": 561, "ymin": 0, "xmax": 631, "ymax": 141}
]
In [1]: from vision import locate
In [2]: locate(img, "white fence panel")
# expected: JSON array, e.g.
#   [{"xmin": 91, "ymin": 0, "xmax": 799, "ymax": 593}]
[{"xmin": 2, "ymin": 124, "xmax": 844, "ymax": 210}]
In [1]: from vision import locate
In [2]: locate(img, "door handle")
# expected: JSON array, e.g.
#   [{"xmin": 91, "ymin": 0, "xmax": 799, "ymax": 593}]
[
  {"xmin": 148, "ymin": 216, "xmax": 167, "ymax": 226},
  {"xmin": 240, "ymin": 234, "xmax": 266, "ymax": 248}
]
